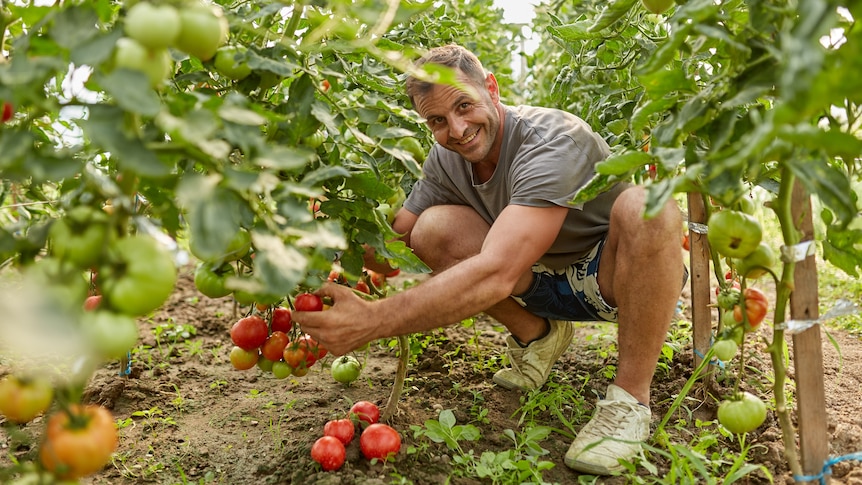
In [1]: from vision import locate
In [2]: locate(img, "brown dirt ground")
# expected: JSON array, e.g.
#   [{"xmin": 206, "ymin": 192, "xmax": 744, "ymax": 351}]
[{"xmin": 2, "ymin": 265, "xmax": 862, "ymax": 484}]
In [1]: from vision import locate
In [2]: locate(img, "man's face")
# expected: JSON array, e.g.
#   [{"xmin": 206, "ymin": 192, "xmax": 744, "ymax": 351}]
[{"xmin": 412, "ymin": 73, "xmax": 502, "ymax": 165}]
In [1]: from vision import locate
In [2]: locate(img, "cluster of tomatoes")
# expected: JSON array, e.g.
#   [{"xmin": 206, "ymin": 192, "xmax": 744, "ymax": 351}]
[
  {"xmin": 0, "ymin": 375, "xmax": 118, "ymax": 481},
  {"xmin": 113, "ymin": 0, "xmax": 229, "ymax": 88},
  {"xmin": 228, "ymin": 293, "xmax": 329, "ymax": 378},
  {"xmin": 311, "ymin": 401, "xmax": 402, "ymax": 472},
  {"xmin": 706, "ymin": 198, "xmax": 773, "ymax": 435}
]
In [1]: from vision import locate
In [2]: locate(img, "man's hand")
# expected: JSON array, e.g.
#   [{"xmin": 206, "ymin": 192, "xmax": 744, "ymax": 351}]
[{"xmin": 293, "ymin": 283, "xmax": 381, "ymax": 356}]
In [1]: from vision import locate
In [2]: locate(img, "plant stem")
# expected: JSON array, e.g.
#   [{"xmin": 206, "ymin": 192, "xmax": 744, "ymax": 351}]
[
  {"xmin": 767, "ymin": 166, "xmax": 802, "ymax": 477},
  {"xmin": 382, "ymin": 334, "xmax": 408, "ymax": 422}
]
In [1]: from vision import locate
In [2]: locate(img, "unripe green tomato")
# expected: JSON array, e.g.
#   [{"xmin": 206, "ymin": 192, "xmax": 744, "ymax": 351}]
[
  {"xmin": 114, "ymin": 38, "xmax": 174, "ymax": 88},
  {"xmin": 213, "ymin": 45, "xmax": 251, "ymax": 80},
  {"xmin": 733, "ymin": 242, "xmax": 775, "ymax": 280},
  {"xmin": 124, "ymin": 2, "xmax": 181, "ymax": 50},
  {"xmin": 330, "ymin": 355, "xmax": 361, "ymax": 384},
  {"xmin": 642, "ymin": 0, "xmax": 674, "ymax": 14},
  {"xmin": 174, "ymin": 4, "xmax": 228, "ymax": 61},
  {"xmin": 717, "ymin": 392, "xmax": 767, "ymax": 434},
  {"xmin": 81, "ymin": 311, "xmax": 140, "ymax": 360},
  {"xmin": 711, "ymin": 339, "xmax": 738, "ymax": 362}
]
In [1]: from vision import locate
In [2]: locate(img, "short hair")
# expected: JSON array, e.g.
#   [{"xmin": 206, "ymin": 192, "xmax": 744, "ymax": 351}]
[{"xmin": 405, "ymin": 45, "xmax": 487, "ymax": 107}]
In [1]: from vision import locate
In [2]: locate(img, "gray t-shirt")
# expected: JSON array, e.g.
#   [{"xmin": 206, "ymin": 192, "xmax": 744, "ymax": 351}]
[{"xmin": 404, "ymin": 104, "xmax": 626, "ymax": 269}]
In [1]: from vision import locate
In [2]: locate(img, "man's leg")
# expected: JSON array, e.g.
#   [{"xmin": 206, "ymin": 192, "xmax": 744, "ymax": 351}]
[
  {"xmin": 410, "ymin": 205, "xmax": 574, "ymax": 390},
  {"xmin": 566, "ymin": 186, "xmax": 684, "ymax": 475}
]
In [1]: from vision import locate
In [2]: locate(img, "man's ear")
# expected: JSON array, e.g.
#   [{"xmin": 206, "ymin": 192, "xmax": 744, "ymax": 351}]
[{"xmin": 485, "ymin": 73, "xmax": 500, "ymax": 102}]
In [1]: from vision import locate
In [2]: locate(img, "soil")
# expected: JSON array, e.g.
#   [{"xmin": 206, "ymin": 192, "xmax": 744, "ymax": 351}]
[{"xmin": 2, "ymin": 266, "xmax": 862, "ymax": 484}]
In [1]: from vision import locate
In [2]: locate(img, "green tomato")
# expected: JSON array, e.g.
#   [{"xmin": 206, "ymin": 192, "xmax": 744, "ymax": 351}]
[
  {"xmin": 717, "ymin": 392, "xmax": 767, "ymax": 434},
  {"xmin": 101, "ymin": 236, "xmax": 178, "ymax": 316},
  {"xmin": 81, "ymin": 310, "xmax": 140, "ymax": 360},
  {"xmin": 174, "ymin": 4, "xmax": 228, "ymax": 61},
  {"xmin": 330, "ymin": 355, "xmax": 361, "ymax": 384},
  {"xmin": 193, "ymin": 263, "xmax": 234, "ymax": 298},
  {"xmin": 271, "ymin": 361, "xmax": 292, "ymax": 379},
  {"xmin": 189, "ymin": 228, "xmax": 251, "ymax": 263},
  {"xmin": 124, "ymin": 2, "xmax": 180, "ymax": 50},
  {"xmin": 711, "ymin": 339, "xmax": 738, "ymax": 362},
  {"xmin": 396, "ymin": 137, "xmax": 426, "ymax": 161},
  {"xmin": 113, "ymin": 38, "xmax": 174, "ymax": 88},
  {"xmin": 707, "ymin": 210, "xmax": 763, "ymax": 259},
  {"xmin": 733, "ymin": 242, "xmax": 775, "ymax": 280},
  {"xmin": 304, "ymin": 130, "xmax": 326, "ymax": 149},
  {"xmin": 213, "ymin": 45, "xmax": 251, "ymax": 80},
  {"xmin": 49, "ymin": 207, "xmax": 112, "ymax": 269}
]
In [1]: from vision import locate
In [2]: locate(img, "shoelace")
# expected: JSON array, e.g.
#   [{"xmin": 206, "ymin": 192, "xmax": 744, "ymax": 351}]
[{"xmin": 583, "ymin": 401, "xmax": 643, "ymax": 438}]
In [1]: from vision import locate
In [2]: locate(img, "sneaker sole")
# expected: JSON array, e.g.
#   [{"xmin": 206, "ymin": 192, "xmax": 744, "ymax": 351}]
[
  {"xmin": 564, "ymin": 456, "xmax": 619, "ymax": 476},
  {"xmin": 491, "ymin": 372, "xmax": 530, "ymax": 391}
]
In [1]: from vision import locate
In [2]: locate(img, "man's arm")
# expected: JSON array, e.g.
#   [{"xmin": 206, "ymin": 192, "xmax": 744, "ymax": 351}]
[{"xmin": 296, "ymin": 204, "xmax": 569, "ymax": 355}]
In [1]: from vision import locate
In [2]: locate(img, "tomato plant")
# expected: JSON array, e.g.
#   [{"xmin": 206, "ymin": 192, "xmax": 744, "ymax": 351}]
[
  {"xmin": 323, "ymin": 418, "xmax": 355, "ymax": 446},
  {"xmin": 213, "ymin": 45, "xmax": 252, "ymax": 80},
  {"xmin": 49, "ymin": 206, "xmax": 112, "ymax": 269},
  {"xmin": 360, "ymin": 423, "xmax": 401, "ymax": 461},
  {"xmin": 193, "ymin": 262, "xmax": 235, "ymax": 299},
  {"xmin": 717, "ymin": 392, "xmax": 768, "ymax": 434},
  {"xmin": 707, "ymin": 210, "xmax": 763, "ymax": 259},
  {"xmin": 310, "ymin": 435, "xmax": 346, "ymax": 471},
  {"xmin": 40, "ymin": 404, "xmax": 118, "ymax": 480},
  {"xmin": 350, "ymin": 401, "xmax": 380, "ymax": 425},
  {"xmin": 331, "ymin": 355, "xmax": 362, "ymax": 385},
  {"xmin": 0, "ymin": 375, "xmax": 54, "ymax": 424}
]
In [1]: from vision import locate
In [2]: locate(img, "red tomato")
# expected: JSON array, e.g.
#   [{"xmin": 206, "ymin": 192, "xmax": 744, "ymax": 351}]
[
  {"xmin": 367, "ymin": 270, "xmax": 386, "ymax": 288},
  {"xmin": 320, "ymin": 79, "xmax": 331, "ymax": 92},
  {"xmin": 0, "ymin": 375, "xmax": 54, "ymax": 424},
  {"xmin": 260, "ymin": 331, "xmax": 289, "ymax": 362},
  {"xmin": 385, "ymin": 269, "xmax": 401, "ymax": 278},
  {"xmin": 310, "ymin": 435, "xmax": 345, "ymax": 471},
  {"xmin": 324, "ymin": 418, "xmax": 355, "ymax": 446},
  {"xmin": 732, "ymin": 287, "xmax": 769, "ymax": 331},
  {"xmin": 271, "ymin": 307, "xmax": 292, "ymax": 334},
  {"xmin": 360, "ymin": 423, "xmax": 401, "ymax": 461},
  {"xmin": 354, "ymin": 280, "xmax": 370, "ymax": 294},
  {"xmin": 2, "ymin": 101, "xmax": 13, "ymax": 123},
  {"xmin": 350, "ymin": 400, "xmax": 380, "ymax": 425},
  {"xmin": 40, "ymin": 404, "xmax": 118, "ymax": 480},
  {"xmin": 300, "ymin": 334, "xmax": 327, "ymax": 361},
  {"xmin": 230, "ymin": 315, "xmax": 268, "ymax": 350},
  {"xmin": 294, "ymin": 292, "xmax": 323, "ymax": 312},
  {"xmin": 83, "ymin": 295, "xmax": 102, "ymax": 311},
  {"xmin": 681, "ymin": 233, "xmax": 690, "ymax": 251}
]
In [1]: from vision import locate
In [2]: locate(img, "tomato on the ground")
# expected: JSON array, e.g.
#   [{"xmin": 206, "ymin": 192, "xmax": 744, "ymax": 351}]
[
  {"xmin": 360, "ymin": 423, "xmax": 401, "ymax": 461},
  {"xmin": 324, "ymin": 418, "xmax": 355, "ymax": 446},
  {"xmin": 311, "ymin": 435, "xmax": 346, "ymax": 471},
  {"xmin": 350, "ymin": 401, "xmax": 380, "ymax": 425}
]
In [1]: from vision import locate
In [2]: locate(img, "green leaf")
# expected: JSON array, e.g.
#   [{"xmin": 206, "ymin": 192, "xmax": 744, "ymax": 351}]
[
  {"xmin": 785, "ymin": 155, "xmax": 857, "ymax": 227},
  {"xmin": 588, "ymin": 0, "xmax": 639, "ymax": 32},
  {"xmin": 255, "ymin": 146, "xmax": 316, "ymax": 171},
  {"xmin": 250, "ymin": 232, "xmax": 308, "ymax": 296},
  {"xmin": 595, "ymin": 150, "xmax": 652, "ymax": 175},
  {"xmin": 99, "ymin": 70, "xmax": 162, "ymax": 117},
  {"xmin": 49, "ymin": 5, "xmax": 99, "ymax": 49},
  {"xmin": 547, "ymin": 21, "xmax": 597, "ymax": 42},
  {"xmin": 82, "ymin": 105, "xmax": 171, "ymax": 177}
]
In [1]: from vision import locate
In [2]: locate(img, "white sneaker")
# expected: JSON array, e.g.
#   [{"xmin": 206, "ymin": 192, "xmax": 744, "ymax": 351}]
[
  {"xmin": 492, "ymin": 319, "xmax": 574, "ymax": 391},
  {"xmin": 564, "ymin": 384, "xmax": 651, "ymax": 475}
]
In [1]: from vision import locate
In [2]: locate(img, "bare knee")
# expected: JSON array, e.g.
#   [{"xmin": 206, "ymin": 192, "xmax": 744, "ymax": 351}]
[{"xmin": 411, "ymin": 205, "xmax": 489, "ymax": 272}]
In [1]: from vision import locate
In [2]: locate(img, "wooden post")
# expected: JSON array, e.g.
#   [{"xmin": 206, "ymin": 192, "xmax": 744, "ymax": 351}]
[
  {"xmin": 687, "ymin": 193, "xmax": 712, "ymax": 368},
  {"xmin": 790, "ymin": 181, "xmax": 829, "ymax": 480}
]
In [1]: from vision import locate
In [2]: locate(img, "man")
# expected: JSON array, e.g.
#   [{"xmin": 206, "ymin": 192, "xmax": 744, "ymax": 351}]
[{"xmin": 295, "ymin": 44, "xmax": 685, "ymax": 475}]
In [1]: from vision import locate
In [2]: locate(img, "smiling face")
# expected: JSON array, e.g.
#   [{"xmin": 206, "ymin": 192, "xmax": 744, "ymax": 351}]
[{"xmin": 412, "ymin": 72, "xmax": 504, "ymax": 166}]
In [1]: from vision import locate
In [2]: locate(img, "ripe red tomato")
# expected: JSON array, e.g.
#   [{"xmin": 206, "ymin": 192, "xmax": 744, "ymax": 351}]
[
  {"xmin": 1, "ymin": 101, "xmax": 12, "ymax": 122},
  {"xmin": 367, "ymin": 270, "xmax": 386, "ymax": 288},
  {"xmin": 311, "ymin": 435, "xmax": 345, "ymax": 471},
  {"xmin": 360, "ymin": 423, "xmax": 401, "ymax": 461},
  {"xmin": 354, "ymin": 280, "xmax": 370, "ymax": 294},
  {"xmin": 260, "ymin": 331, "xmax": 289, "ymax": 362},
  {"xmin": 229, "ymin": 346, "xmax": 259, "ymax": 370},
  {"xmin": 732, "ymin": 287, "xmax": 769, "ymax": 331},
  {"xmin": 230, "ymin": 315, "xmax": 268, "ymax": 350},
  {"xmin": 40, "ymin": 404, "xmax": 118, "ymax": 480},
  {"xmin": 83, "ymin": 295, "xmax": 102, "ymax": 311},
  {"xmin": 324, "ymin": 418, "xmax": 355, "ymax": 446},
  {"xmin": 294, "ymin": 292, "xmax": 323, "ymax": 312},
  {"xmin": 385, "ymin": 268, "xmax": 401, "ymax": 278},
  {"xmin": 271, "ymin": 307, "xmax": 292, "ymax": 333},
  {"xmin": 0, "ymin": 375, "xmax": 54, "ymax": 424},
  {"xmin": 717, "ymin": 392, "xmax": 768, "ymax": 434},
  {"xmin": 320, "ymin": 79, "xmax": 331, "ymax": 92},
  {"xmin": 350, "ymin": 401, "xmax": 380, "ymax": 425}
]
